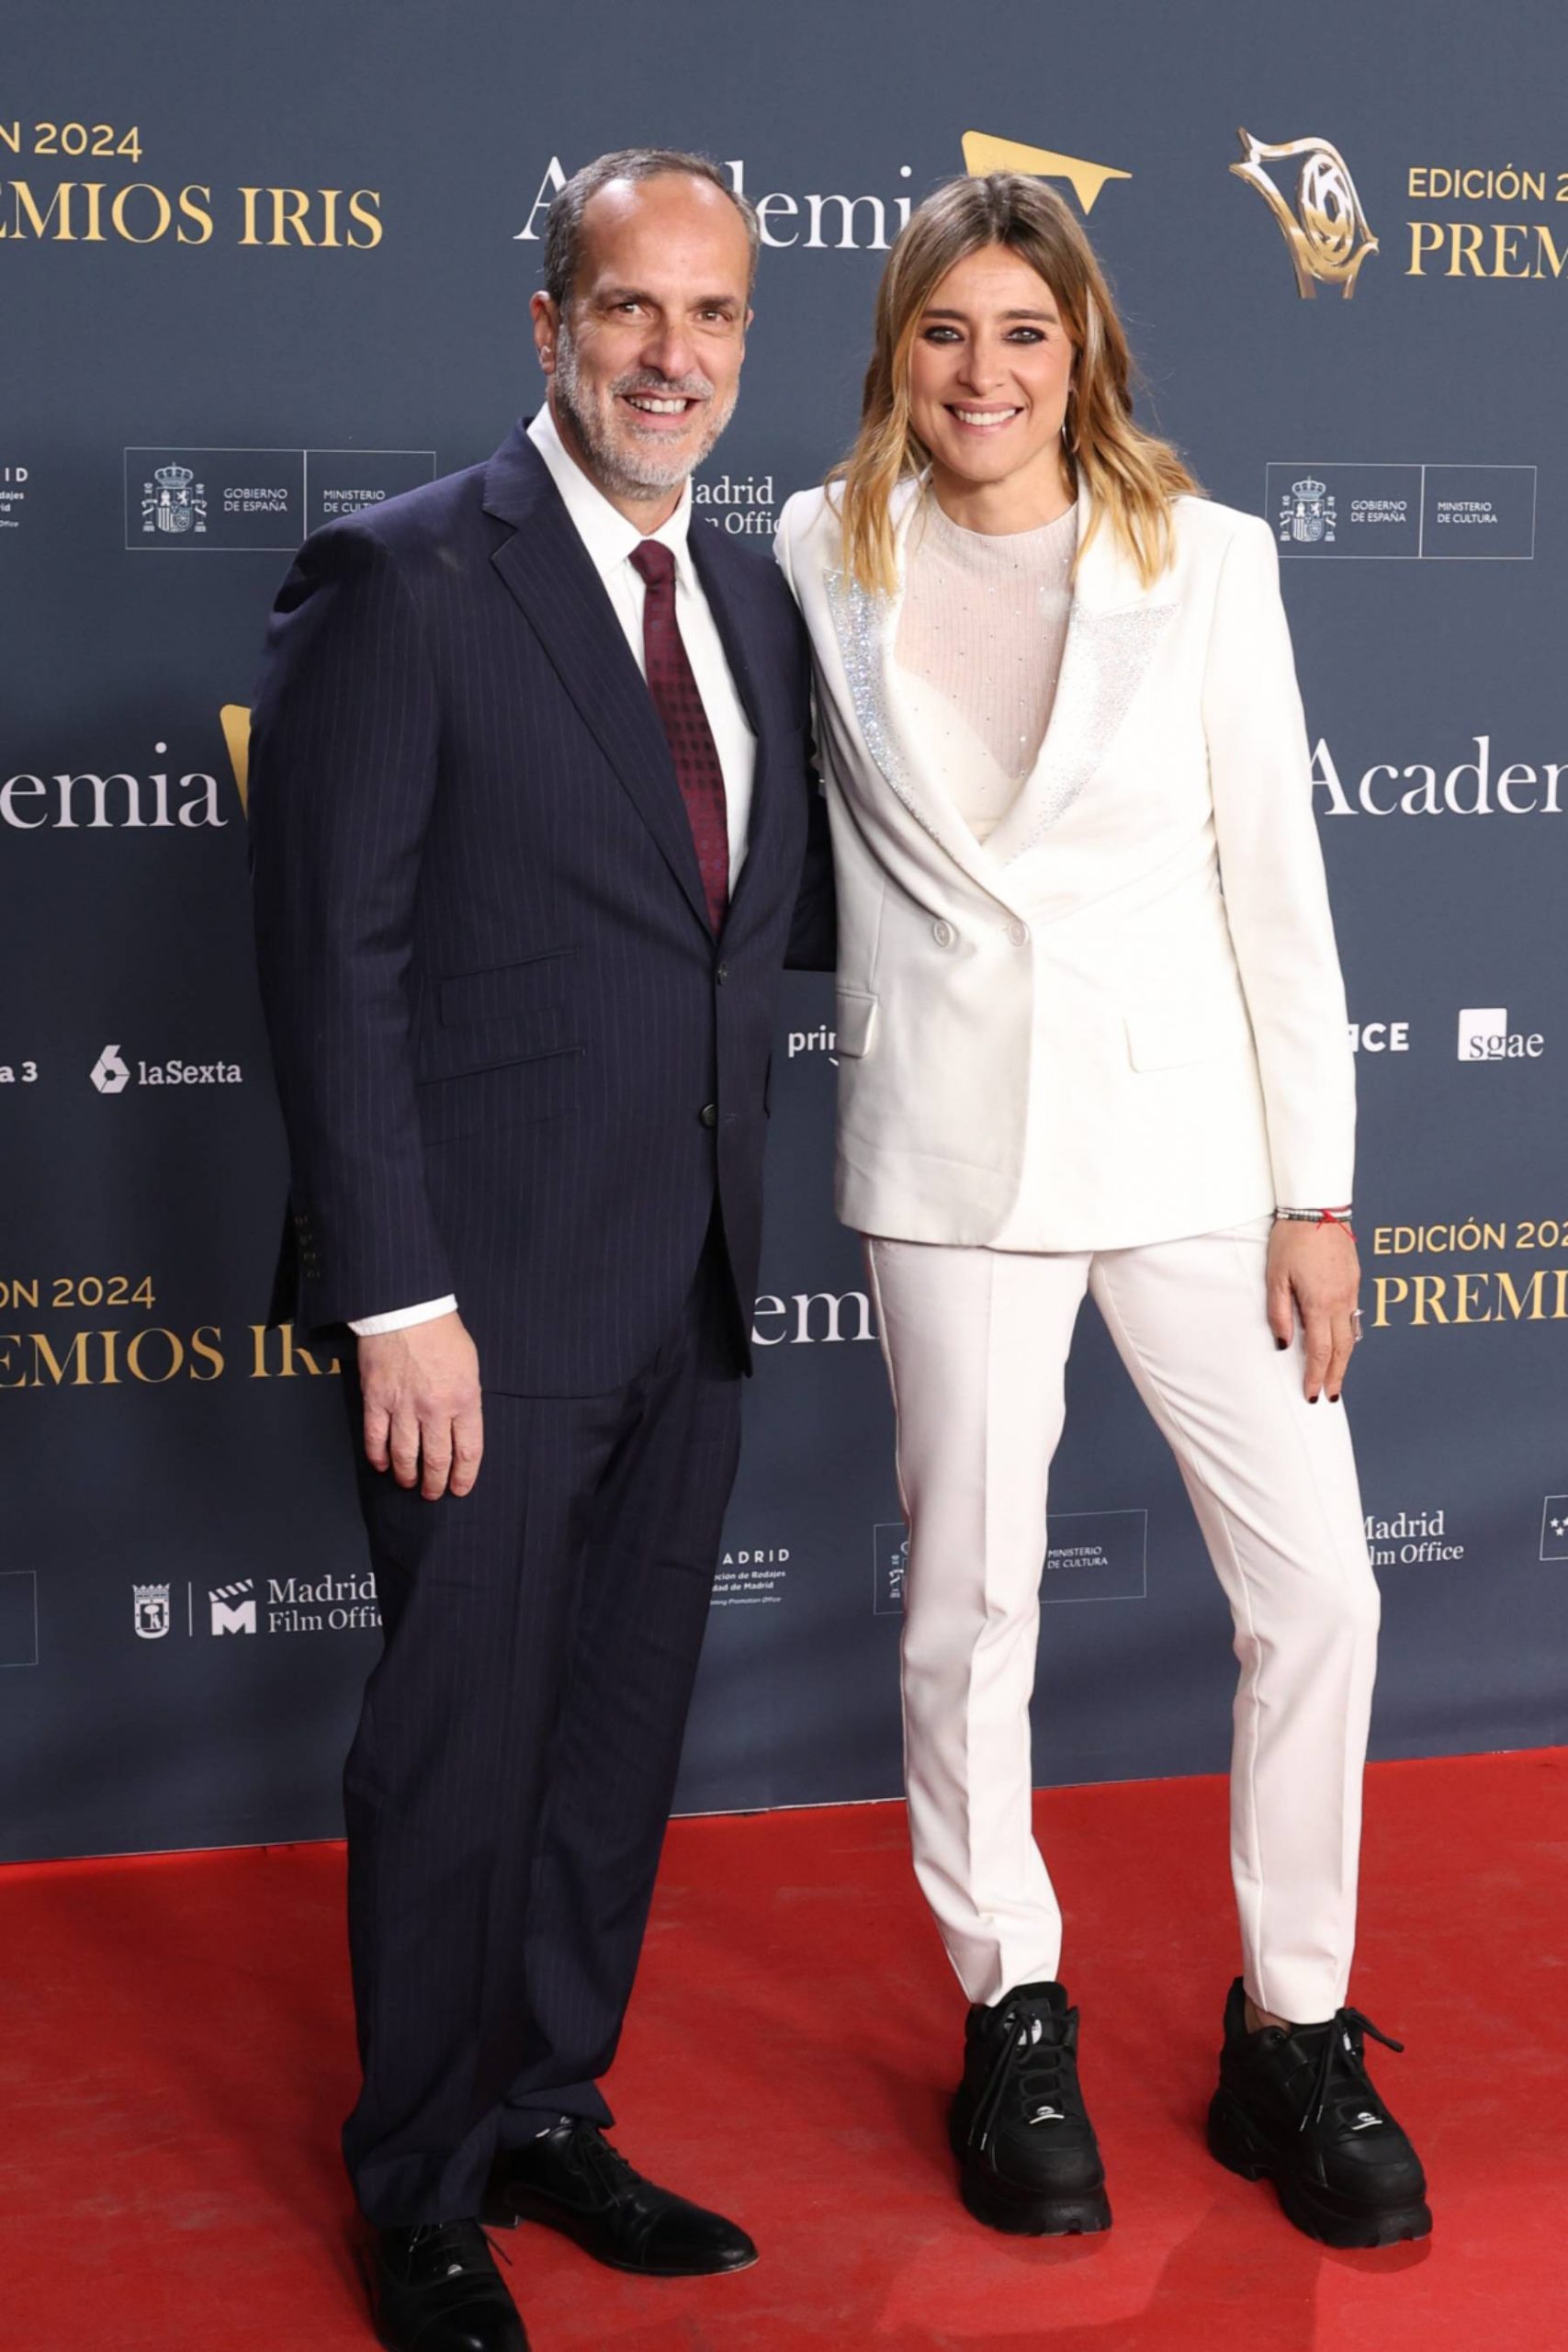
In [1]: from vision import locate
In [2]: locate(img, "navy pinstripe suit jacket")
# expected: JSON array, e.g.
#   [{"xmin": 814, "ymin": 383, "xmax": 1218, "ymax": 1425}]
[{"xmin": 249, "ymin": 422, "xmax": 835, "ymax": 1396}]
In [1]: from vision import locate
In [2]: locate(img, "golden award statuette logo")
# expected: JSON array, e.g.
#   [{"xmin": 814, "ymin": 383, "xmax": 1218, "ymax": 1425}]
[
  {"xmin": 1230, "ymin": 129, "xmax": 1378, "ymax": 298},
  {"xmin": 962, "ymin": 132, "xmax": 1131, "ymax": 213}
]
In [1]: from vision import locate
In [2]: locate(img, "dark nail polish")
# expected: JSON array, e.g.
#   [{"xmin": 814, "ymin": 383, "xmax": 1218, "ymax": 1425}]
[
  {"xmin": 1275, "ymin": 1338, "xmax": 1288, "ymax": 1351},
  {"xmin": 1309, "ymin": 1393, "xmax": 1319, "ymax": 1404},
  {"xmin": 1328, "ymin": 1392, "xmax": 1341, "ymax": 1404}
]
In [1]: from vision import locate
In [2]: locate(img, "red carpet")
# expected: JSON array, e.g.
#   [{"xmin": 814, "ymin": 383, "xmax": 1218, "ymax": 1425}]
[{"xmin": 1, "ymin": 1750, "xmax": 1562, "ymax": 2350}]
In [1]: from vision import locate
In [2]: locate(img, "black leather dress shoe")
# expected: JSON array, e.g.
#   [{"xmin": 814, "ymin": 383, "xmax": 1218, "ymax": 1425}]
[
  {"xmin": 371, "ymin": 2221, "xmax": 528, "ymax": 2352},
  {"xmin": 485, "ymin": 2117, "xmax": 758, "ymax": 2277},
  {"xmin": 1207, "ymin": 1976, "xmax": 1432, "ymax": 2246}
]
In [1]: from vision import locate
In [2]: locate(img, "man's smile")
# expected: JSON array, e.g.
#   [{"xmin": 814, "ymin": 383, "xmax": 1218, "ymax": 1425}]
[{"xmin": 621, "ymin": 390, "xmax": 705, "ymax": 428}]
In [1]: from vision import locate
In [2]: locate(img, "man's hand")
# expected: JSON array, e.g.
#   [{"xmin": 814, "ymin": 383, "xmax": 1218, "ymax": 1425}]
[
  {"xmin": 357, "ymin": 1311, "xmax": 483, "ymax": 1498},
  {"xmin": 1267, "ymin": 1219, "xmax": 1359, "ymax": 1404}
]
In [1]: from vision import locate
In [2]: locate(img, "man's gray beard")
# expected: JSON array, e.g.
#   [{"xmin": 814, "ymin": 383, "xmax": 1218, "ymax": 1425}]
[{"xmin": 551, "ymin": 326, "xmax": 736, "ymax": 498}]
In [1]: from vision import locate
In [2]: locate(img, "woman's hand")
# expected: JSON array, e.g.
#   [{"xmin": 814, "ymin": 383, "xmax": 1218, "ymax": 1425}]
[{"xmin": 1266, "ymin": 1219, "xmax": 1360, "ymax": 1403}]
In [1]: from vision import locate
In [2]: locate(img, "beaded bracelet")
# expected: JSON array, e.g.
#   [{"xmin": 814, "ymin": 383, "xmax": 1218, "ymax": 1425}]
[{"xmin": 1275, "ymin": 1205, "xmax": 1356, "ymax": 1239}]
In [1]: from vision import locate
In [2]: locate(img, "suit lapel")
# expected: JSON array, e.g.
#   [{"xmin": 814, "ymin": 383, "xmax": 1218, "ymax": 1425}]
[
  {"xmin": 688, "ymin": 520, "xmax": 762, "ymax": 733},
  {"xmin": 985, "ymin": 489, "xmax": 1177, "ymax": 864},
  {"xmin": 823, "ymin": 482, "xmax": 1005, "ymax": 902},
  {"xmin": 483, "ymin": 427, "xmax": 710, "ymax": 933},
  {"xmin": 689, "ymin": 522, "xmax": 786, "ymax": 941},
  {"xmin": 826, "ymin": 478, "xmax": 1176, "ymax": 889}
]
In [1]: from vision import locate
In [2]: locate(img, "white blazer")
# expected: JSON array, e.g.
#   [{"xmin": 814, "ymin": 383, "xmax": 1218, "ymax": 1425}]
[{"xmin": 774, "ymin": 480, "xmax": 1354, "ymax": 1250}]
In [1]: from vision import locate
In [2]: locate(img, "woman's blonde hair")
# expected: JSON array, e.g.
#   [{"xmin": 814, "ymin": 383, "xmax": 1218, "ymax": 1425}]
[{"xmin": 829, "ymin": 173, "xmax": 1199, "ymax": 594}]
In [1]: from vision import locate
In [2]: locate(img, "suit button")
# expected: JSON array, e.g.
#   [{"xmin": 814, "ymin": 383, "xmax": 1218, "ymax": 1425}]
[
  {"xmin": 931, "ymin": 919, "xmax": 955, "ymax": 949},
  {"xmin": 716, "ymin": 963, "xmax": 728, "ymax": 985},
  {"xmin": 699, "ymin": 1102, "xmax": 718, "ymax": 1128},
  {"xmin": 1006, "ymin": 920, "xmax": 1030, "ymax": 946}
]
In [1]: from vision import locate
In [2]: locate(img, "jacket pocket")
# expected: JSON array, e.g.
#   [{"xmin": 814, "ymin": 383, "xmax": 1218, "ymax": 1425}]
[
  {"xmin": 834, "ymin": 989, "xmax": 879, "ymax": 1059},
  {"xmin": 421, "ymin": 949, "xmax": 578, "ymax": 1082},
  {"xmin": 437, "ymin": 947, "xmax": 574, "ymax": 1028},
  {"xmin": 416, "ymin": 1051, "xmax": 581, "ymax": 1144}
]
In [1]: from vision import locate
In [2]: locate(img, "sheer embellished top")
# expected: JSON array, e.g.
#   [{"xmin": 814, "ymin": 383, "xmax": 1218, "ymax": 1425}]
[{"xmin": 892, "ymin": 492, "xmax": 1078, "ymax": 843}]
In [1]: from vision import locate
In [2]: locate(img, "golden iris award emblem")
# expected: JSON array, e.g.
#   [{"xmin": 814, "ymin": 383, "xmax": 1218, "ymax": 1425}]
[{"xmin": 1230, "ymin": 129, "xmax": 1378, "ymax": 299}]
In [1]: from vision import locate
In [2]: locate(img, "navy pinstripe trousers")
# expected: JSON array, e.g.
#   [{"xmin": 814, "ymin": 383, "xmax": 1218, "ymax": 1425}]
[{"xmin": 338, "ymin": 1227, "xmax": 743, "ymax": 2225}]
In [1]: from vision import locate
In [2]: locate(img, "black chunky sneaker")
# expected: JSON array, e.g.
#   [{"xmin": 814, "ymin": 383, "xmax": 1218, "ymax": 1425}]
[
  {"xmin": 371, "ymin": 2220, "xmax": 527, "ymax": 2352},
  {"xmin": 1207, "ymin": 1976, "xmax": 1432, "ymax": 2246},
  {"xmin": 948, "ymin": 1980, "xmax": 1111, "ymax": 2235}
]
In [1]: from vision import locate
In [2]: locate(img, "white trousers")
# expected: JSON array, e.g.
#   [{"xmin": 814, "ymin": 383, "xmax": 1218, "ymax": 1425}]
[{"xmin": 864, "ymin": 1220, "xmax": 1380, "ymax": 2026}]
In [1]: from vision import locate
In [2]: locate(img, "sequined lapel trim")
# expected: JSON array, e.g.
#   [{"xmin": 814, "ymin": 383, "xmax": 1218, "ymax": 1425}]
[
  {"xmin": 823, "ymin": 568, "xmax": 947, "ymax": 846},
  {"xmin": 998, "ymin": 601, "xmax": 1176, "ymax": 861}
]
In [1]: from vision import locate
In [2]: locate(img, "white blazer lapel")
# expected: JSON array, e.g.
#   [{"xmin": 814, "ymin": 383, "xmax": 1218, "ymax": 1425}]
[
  {"xmin": 985, "ymin": 486, "xmax": 1178, "ymax": 865},
  {"xmin": 823, "ymin": 481, "xmax": 1010, "ymax": 899}
]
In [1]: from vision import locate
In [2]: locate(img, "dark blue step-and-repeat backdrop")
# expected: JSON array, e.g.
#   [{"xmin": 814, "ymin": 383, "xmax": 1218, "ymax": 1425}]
[{"xmin": 4, "ymin": 0, "xmax": 1565, "ymax": 1860}]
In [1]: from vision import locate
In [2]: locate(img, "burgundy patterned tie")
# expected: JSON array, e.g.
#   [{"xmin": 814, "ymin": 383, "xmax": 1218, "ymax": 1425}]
[{"xmin": 630, "ymin": 538, "xmax": 729, "ymax": 933}]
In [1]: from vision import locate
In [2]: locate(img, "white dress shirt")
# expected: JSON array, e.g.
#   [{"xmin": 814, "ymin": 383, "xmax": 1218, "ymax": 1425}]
[{"xmin": 350, "ymin": 402, "xmax": 757, "ymax": 1337}]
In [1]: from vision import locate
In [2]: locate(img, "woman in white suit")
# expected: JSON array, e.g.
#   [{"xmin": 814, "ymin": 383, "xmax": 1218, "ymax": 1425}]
[{"xmin": 775, "ymin": 175, "xmax": 1429, "ymax": 2251}]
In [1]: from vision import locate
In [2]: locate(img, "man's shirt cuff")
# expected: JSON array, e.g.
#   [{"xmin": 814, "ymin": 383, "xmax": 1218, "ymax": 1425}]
[{"xmin": 347, "ymin": 1295, "xmax": 458, "ymax": 1337}]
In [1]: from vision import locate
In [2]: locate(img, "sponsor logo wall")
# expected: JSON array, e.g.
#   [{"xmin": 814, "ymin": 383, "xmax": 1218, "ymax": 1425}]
[{"xmin": 2, "ymin": 0, "xmax": 1563, "ymax": 1860}]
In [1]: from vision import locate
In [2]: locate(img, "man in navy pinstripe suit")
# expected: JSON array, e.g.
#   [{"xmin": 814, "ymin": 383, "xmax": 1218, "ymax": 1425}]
[{"xmin": 250, "ymin": 151, "xmax": 833, "ymax": 2352}]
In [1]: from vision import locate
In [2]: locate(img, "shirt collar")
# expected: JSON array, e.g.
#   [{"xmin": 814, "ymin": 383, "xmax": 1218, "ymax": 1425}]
[{"xmin": 527, "ymin": 403, "xmax": 696, "ymax": 591}]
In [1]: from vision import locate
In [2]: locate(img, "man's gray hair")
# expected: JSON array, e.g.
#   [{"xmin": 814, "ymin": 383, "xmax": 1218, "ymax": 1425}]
[{"xmin": 543, "ymin": 148, "xmax": 760, "ymax": 309}]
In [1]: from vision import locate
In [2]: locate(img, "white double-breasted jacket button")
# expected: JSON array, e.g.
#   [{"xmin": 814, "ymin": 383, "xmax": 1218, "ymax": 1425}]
[
  {"xmin": 931, "ymin": 919, "xmax": 955, "ymax": 949},
  {"xmin": 1006, "ymin": 920, "xmax": 1030, "ymax": 947}
]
